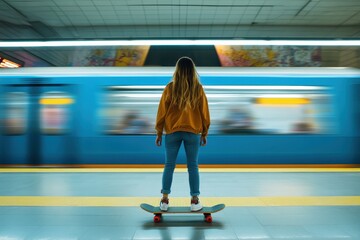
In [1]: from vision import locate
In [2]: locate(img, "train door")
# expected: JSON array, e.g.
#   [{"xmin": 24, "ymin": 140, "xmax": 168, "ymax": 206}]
[
  {"xmin": 354, "ymin": 84, "xmax": 360, "ymax": 162},
  {"xmin": 0, "ymin": 85, "xmax": 7, "ymax": 163},
  {"xmin": 1, "ymin": 83, "xmax": 76, "ymax": 165},
  {"xmin": 355, "ymin": 85, "xmax": 360, "ymax": 132},
  {"xmin": 39, "ymin": 85, "xmax": 76, "ymax": 164},
  {"xmin": 2, "ymin": 86, "xmax": 29, "ymax": 164}
]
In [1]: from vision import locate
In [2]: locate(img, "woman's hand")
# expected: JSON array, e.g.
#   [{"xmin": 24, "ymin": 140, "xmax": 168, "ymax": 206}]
[
  {"xmin": 200, "ymin": 136, "xmax": 207, "ymax": 146},
  {"xmin": 156, "ymin": 136, "xmax": 162, "ymax": 146}
]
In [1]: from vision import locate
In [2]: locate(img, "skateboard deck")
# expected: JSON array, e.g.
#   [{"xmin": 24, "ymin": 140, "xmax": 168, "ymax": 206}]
[{"xmin": 140, "ymin": 203, "xmax": 225, "ymax": 223}]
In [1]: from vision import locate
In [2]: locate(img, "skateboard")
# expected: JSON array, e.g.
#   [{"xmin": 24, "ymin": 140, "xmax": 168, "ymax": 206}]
[{"xmin": 140, "ymin": 203, "xmax": 225, "ymax": 223}]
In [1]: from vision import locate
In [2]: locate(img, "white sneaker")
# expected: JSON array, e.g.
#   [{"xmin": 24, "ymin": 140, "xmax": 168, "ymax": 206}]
[
  {"xmin": 191, "ymin": 197, "xmax": 203, "ymax": 212},
  {"xmin": 160, "ymin": 198, "xmax": 169, "ymax": 212}
]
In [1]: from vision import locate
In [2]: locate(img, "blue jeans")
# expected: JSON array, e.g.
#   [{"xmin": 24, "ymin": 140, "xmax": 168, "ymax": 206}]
[{"xmin": 161, "ymin": 132, "xmax": 201, "ymax": 196}]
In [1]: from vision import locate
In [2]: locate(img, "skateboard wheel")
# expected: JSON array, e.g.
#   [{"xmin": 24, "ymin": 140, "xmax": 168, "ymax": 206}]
[
  {"xmin": 154, "ymin": 215, "xmax": 161, "ymax": 223},
  {"xmin": 204, "ymin": 214, "xmax": 212, "ymax": 223}
]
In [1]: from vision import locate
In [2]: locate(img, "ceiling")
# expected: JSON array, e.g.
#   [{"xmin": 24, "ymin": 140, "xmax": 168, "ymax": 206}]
[{"xmin": 0, "ymin": 0, "xmax": 359, "ymax": 40}]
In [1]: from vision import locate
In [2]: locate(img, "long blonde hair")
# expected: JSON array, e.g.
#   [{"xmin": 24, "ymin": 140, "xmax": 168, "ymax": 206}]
[{"xmin": 170, "ymin": 57, "xmax": 201, "ymax": 110}]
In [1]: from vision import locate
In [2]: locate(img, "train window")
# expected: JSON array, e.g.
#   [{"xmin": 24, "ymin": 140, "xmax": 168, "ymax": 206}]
[
  {"xmin": 208, "ymin": 86, "xmax": 332, "ymax": 135},
  {"xmin": 101, "ymin": 85, "xmax": 333, "ymax": 135},
  {"xmin": 3, "ymin": 92, "xmax": 28, "ymax": 135},
  {"xmin": 101, "ymin": 87, "xmax": 158, "ymax": 134},
  {"xmin": 40, "ymin": 91, "xmax": 73, "ymax": 135}
]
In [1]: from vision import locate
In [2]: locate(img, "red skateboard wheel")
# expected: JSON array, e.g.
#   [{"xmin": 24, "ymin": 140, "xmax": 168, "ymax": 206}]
[
  {"xmin": 204, "ymin": 213, "xmax": 212, "ymax": 223},
  {"xmin": 154, "ymin": 214, "xmax": 161, "ymax": 223},
  {"xmin": 205, "ymin": 215, "xmax": 212, "ymax": 223}
]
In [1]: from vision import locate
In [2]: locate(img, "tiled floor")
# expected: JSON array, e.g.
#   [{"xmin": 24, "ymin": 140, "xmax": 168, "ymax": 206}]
[{"xmin": 0, "ymin": 168, "xmax": 360, "ymax": 239}]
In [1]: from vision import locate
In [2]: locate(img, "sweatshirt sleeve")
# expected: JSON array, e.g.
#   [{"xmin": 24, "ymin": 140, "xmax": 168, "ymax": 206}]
[
  {"xmin": 155, "ymin": 86, "xmax": 169, "ymax": 136},
  {"xmin": 199, "ymin": 86, "xmax": 210, "ymax": 137}
]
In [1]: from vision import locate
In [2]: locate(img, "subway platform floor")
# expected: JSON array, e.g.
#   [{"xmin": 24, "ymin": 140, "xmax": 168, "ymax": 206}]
[{"xmin": 0, "ymin": 167, "xmax": 360, "ymax": 240}]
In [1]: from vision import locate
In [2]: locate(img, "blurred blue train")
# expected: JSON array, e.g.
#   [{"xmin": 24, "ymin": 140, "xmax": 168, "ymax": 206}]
[{"xmin": 1, "ymin": 67, "xmax": 360, "ymax": 166}]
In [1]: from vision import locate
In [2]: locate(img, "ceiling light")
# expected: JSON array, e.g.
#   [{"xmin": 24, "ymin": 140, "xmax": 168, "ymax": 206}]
[
  {"xmin": 0, "ymin": 39, "xmax": 360, "ymax": 47},
  {"xmin": 0, "ymin": 57, "xmax": 21, "ymax": 68}
]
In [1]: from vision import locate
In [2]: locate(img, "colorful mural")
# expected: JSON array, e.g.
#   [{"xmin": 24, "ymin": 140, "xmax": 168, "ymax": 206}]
[
  {"xmin": 70, "ymin": 46, "xmax": 150, "ymax": 66},
  {"xmin": 114, "ymin": 46, "xmax": 150, "ymax": 66},
  {"xmin": 215, "ymin": 45, "xmax": 321, "ymax": 67}
]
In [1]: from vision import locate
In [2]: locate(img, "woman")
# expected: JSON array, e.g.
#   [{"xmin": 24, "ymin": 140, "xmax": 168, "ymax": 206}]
[{"xmin": 155, "ymin": 56, "xmax": 210, "ymax": 212}]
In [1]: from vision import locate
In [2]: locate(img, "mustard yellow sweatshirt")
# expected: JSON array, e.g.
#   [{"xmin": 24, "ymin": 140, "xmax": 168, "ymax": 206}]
[{"xmin": 155, "ymin": 83, "xmax": 210, "ymax": 137}]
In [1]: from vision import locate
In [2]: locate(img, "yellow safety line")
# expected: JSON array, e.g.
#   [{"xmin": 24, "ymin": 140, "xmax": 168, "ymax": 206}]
[
  {"xmin": 0, "ymin": 168, "xmax": 166, "ymax": 173},
  {"xmin": 1, "ymin": 196, "xmax": 360, "ymax": 207},
  {"xmin": 1, "ymin": 168, "xmax": 360, "ymax": 173}
]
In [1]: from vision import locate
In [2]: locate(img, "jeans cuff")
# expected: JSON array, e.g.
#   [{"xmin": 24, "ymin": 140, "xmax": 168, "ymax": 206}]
[{"xmin": 161, "ymin": 189, "xmax": 171, "ymax": 194}]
